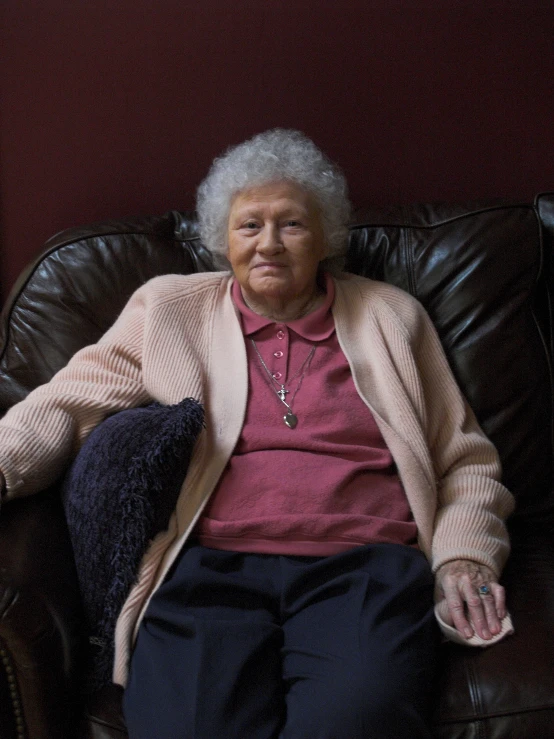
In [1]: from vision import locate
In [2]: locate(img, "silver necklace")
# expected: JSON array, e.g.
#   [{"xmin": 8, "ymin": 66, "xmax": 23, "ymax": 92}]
[{"xmin": 250, "ymin": 339, "xmax": 316, "ymax": 428}]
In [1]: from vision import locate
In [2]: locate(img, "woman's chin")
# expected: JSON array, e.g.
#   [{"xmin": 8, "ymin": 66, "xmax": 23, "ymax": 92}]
[{"xmin": 247, "ymin": 276, "xmax": 294, "ymax": 301}]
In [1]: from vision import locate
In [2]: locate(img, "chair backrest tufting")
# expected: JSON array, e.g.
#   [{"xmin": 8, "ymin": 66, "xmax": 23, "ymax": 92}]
[{"xmin": 1, "ymin": 195, "xmax": 553, "ymax": 527}]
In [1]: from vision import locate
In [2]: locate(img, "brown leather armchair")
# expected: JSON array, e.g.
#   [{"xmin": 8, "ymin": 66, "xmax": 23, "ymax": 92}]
[{"xmin": 1, "ymin": 196, "xmax": 553, "ymax": 738}]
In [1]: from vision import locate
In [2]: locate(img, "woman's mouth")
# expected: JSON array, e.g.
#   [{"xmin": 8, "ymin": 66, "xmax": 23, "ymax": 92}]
[{"xmin": 253, "ymin": 262, "xmax": 286, "ymax": 270}]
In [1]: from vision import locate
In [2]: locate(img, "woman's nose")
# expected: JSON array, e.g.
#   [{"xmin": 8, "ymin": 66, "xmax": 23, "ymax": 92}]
[{"xmin": 257, "ymin": 223, "xmax": 283, "ymax": 253}]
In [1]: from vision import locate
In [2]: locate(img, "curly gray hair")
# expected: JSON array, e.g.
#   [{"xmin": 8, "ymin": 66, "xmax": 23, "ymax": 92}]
[{"xmin": 196, "ymin": 129, "xmax": 352, "ymax": 272}]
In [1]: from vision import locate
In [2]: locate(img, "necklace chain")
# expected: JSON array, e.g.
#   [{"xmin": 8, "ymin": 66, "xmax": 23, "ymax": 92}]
[{"xmin": 250, "ymin": 339, "xmax": 315, "ymax": 427}]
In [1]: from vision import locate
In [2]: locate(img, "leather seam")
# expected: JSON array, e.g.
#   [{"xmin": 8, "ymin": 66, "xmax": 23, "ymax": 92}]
[
  {"xmin": 0, "ymin": 637, "xmax": 26, "ymax": 738},
  {"xmin": 351, "ymin": 203, "xmax": 534, "ymax": 231},
  {"xmin": 435, "ymin": 703, "xmax": 554, "ymax": 725},
  {"xmin": 464, "ymin": 657, "xmax": 486, "ymax": 737},
  {"xmin": 400, "ymin": 205, "xmax": 417, "ymax": 299},
  {"xmin": 532, "ymin": 201, "xmax": 554, "ymax": 463}
]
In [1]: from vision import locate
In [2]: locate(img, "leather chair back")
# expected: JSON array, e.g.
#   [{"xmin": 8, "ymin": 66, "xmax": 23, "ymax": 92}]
[{"xmin": 2, "ymin": 197, "xmax": 553, "ymax": 526}]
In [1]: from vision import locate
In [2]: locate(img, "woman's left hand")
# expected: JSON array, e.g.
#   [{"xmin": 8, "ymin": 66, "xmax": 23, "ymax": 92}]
[{"xmin": 434, "ymin": 559, "xmax": 506, "ymax": 640}]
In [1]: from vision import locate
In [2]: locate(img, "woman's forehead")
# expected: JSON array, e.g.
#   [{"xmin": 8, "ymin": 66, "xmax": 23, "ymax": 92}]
[{"xmin": 230, "ymin": 181, "xmax": 317, "ymax": 215}]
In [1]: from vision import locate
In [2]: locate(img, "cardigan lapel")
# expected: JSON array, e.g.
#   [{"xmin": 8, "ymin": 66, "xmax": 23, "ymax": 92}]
[
  {"xmin": 332, "ymin": 275, "xmax": 437, "ymax": 556},
  {"xmin": 175, "ymin": 274, "xmax": 248, "ymax": 538}
]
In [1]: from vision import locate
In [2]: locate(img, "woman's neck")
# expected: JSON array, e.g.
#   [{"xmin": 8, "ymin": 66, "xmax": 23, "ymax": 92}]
[{"xmin": 241, "ymin": 288, "xmax": 325, "ymax": 322}]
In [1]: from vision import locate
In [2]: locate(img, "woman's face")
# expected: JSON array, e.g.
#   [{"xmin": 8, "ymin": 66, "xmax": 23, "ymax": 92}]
[{"xmin": 226, "ymin": 181, "xmax": 326, "ymax": 312}]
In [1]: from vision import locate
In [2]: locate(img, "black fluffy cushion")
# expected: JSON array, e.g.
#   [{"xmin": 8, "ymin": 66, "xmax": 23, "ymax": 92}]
[{"xmin": 62, "ymin": 398, "xmax": 204, "ymax": 691}]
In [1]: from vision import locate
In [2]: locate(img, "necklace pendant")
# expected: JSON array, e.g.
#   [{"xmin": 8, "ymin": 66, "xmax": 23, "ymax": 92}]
[
  {"xmin": 284, "ymin": 412, "xmax": 298, "ymax": 429},
  {"xmin": 277, "ymin": 386, "xmax": 289, "ymax": 402}
]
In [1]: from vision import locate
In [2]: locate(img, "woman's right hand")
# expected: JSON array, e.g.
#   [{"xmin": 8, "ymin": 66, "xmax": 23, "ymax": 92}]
[{"xmin": 435, "ymin": 559, "xmax": 505, "ymax": 640}]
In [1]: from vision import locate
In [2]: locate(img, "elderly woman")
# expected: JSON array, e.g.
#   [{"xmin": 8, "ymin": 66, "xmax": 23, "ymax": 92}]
[{"xmin": 0, "ymin": 130, "xmax": 513, "ymax": 738}]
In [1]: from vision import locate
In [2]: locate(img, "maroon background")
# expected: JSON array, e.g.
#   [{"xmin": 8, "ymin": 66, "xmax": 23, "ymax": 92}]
[{"xmin": 1, "ymin": 0, "xmax": 553, "ymax": 303}]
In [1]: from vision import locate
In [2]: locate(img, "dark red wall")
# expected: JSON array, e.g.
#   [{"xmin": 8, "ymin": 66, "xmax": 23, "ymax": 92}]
[{"xmin": 1, "ymin": 0, "xmax": 553, "ymax": 301}]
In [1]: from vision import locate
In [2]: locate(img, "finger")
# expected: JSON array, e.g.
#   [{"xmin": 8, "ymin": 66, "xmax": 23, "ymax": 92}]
[
  {"xmin": 491, "ymin": 582, "xmax": 506, "ymax": 620},
  {"xmin": 441, "ymin": 579, "xmax": 474, "ymax": 639},
  {"xmin": 460, "ymin": 579, "xmax": 492, "ymax": 640},
  {"xmin": 479, "ymin": 589, "xmax": 502, "ymax": 635},
  {"xmin": 473, "ymin": 564, "xmax": 505, "ymax": 628}
]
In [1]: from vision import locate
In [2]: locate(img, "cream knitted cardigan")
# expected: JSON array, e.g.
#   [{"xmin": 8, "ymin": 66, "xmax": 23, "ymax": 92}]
[{"xmin": 0, "ymin": 272, "xmax": 515, "ymax": 685}]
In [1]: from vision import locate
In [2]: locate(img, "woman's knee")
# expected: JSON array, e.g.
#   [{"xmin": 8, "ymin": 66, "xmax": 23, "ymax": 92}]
[{"xmin": 281, "ymin": 671, "xmax": 433, "ymax": 739}]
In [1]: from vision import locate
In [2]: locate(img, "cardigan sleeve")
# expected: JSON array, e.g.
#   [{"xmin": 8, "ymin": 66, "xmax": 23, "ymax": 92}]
[
  {"xmin": 407, "ymin": 304, "xmax": 515, "ymax": 576},
  {"xmin": 0, "ymin": 284, "xmax": 152, "ymax": 500}
]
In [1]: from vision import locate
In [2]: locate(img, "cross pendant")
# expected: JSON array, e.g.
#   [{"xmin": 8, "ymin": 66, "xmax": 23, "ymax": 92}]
[{"xmin": 277, "ymin": 386, "xmax": 289, "ymax": 402}]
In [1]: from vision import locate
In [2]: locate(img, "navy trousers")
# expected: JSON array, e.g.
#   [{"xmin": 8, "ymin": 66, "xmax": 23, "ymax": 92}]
[{"xmin": 123, "ymin": 542, "xmax": 438, "ymax": 739}]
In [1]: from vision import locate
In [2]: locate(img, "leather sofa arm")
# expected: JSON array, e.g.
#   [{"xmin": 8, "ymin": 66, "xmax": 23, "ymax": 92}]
[
  {"xmin": 433, "ymin": 527, "xmax": 554, "ymax": 737},
  {"xmin": 0, "ymin": 490, "xmax": 85, "ymax": 739}
]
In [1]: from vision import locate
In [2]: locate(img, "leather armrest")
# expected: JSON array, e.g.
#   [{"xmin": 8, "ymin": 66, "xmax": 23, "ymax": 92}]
[
  {"xmin": 0, "ymin": 489, "xmax": 86, "ymax": 738},
  {"xmin": 80, "ymin": 685, "xmax": 127, "ymax": 739},
  {"xmin": 433, "ymin": 529, "xmax": 554, "ymax": 737}
]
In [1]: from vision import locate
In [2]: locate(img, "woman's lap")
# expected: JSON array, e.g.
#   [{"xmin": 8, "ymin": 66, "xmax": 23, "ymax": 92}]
[{"xmin": 123, "ymin": 542, "xmax": 438, "ymax": 739}]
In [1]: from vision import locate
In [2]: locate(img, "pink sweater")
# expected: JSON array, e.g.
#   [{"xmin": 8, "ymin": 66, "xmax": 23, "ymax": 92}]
[
  {"xmin": 197, "ymin": 275, "xmax": 417, "ymax": 554},
  {"xmin": 0, "ymin": 272, "xmax": 515, "ymax": 685}
]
